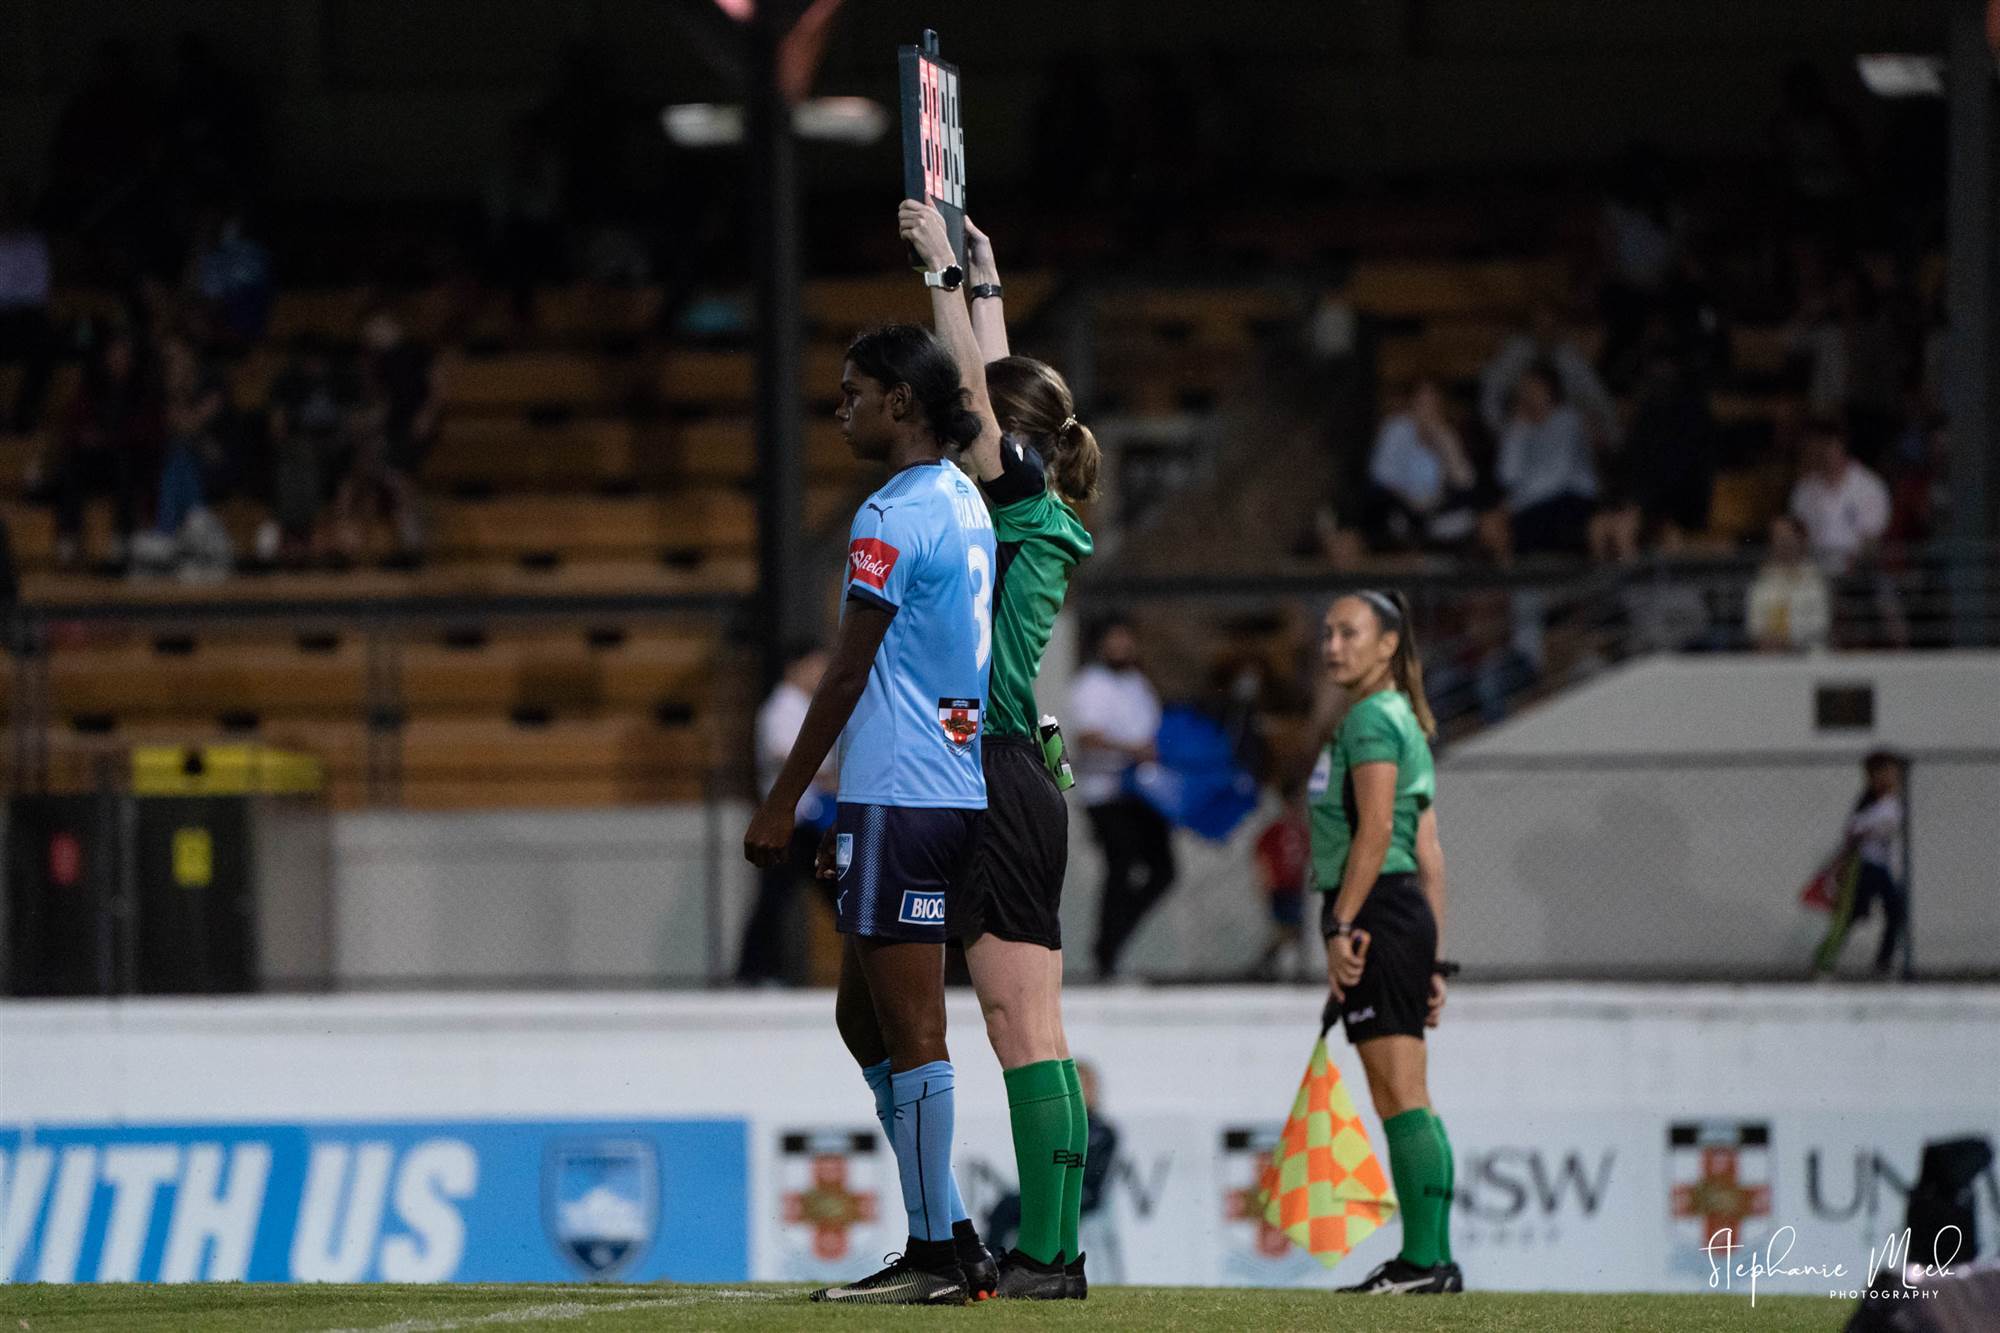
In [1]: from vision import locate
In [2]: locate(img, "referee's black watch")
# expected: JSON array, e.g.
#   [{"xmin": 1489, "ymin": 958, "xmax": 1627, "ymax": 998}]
[
  {"xmin": 923, "ymin": 263, "xmax": 965, "ymax": 292},
  {"xmin": 969, "ymin": 282, "xmax": 1004, "ymax": 300},
  {"xmin": 1329, "ymin": 917, "xmax": 1355, "ymax": 939}
]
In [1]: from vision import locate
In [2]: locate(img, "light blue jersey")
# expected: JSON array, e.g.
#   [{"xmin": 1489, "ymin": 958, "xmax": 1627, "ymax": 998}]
[{"xmin": 838, "ymin": 460, "xmax": 996, "ymax": 809}]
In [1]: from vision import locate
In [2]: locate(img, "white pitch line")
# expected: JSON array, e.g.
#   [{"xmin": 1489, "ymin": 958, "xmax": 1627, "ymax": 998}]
[
  {"xmin": 317, "ymin": 1288, "xmax": 793, "ymax": 1333},
  {"xmin": 317, "ymin": 1295, "xmax": 697, "ymax": 1333}
]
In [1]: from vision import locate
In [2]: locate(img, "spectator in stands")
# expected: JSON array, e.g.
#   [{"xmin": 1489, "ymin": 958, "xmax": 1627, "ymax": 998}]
[
  {"xmin": 262, "ymin": 336, "xmax": 353, "ymax": 567},
  {"xmin": 1366, "ymin": 379, "xmax": 1482, "ymax": 553},
  {"xmin": 1791, "ymin": 416, "xmax": 1902, "ymax": 647},
  {"xmin": 1594, "ymin": 343, "xmax": 1717, "ymax": 561},
  {"xmin": 186, "ymin": 206, "xmax": 273, "ymax": 350},
  {"xmin": 1785, "ymin": 266, "xmax": 1912, "ymax": 464},
  {"xmin": 1789, "ymin": 417, "xmax": 1889, "ymax": 576},
  {"xmin": 1071, "ymin": 616, "xmax": 1175, "ymax": 981},
  {"xmin": 133, "ymin": 330, "xmax": 235, "ymax": 577},
  {"xmin": 0, "ymin": 180, "xmax": 55, "ymax": 436},
  {"xmin": 333, "ymin": 307, "xmax": 440, "ymax": 565},
  {"xmin": 1479, "ymin": 301, "xmax": 1616, "ymax": 445},
  {"xmin": 1497, "ymin": 363, "xmax": 1597, "ymax": 557},
  {"xmin": 1887, "ymin": 409, "xmax": 1950, "ymax": 550},
  {"xmin": 1745, "ymin": 516, "xmax": 1831, "ymax": 652},
  {"xmin": 737, "ymin": 643, "xmax": 839, "ymax": 986},
  {"xmin": 49, "ymin": 325, "xmax": 158, "ymax": 571}
]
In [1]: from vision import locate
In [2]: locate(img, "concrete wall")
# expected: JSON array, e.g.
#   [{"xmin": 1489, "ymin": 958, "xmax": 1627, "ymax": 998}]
[
  {"xmin": 5, "ymin": 985, "xmax": 1996, "ymax": 1290},
  {"xmin": 1435, "ymin": 651, "xmax": 2000, "ymax": 977},
  {"xmin": 331, "ymin": 804, "xmax": 750, "ymax": 988}
]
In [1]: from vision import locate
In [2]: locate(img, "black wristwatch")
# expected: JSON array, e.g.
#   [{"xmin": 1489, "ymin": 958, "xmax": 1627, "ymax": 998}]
[
  {"xmin": 923, "ymin": 264, "xmax": 965, "ymax": 292},
  {"xmin": 1329, "ymin": 917, "xmax": 1355, "ymax": 939},
  {"xmin": 969, "ymin": 282, "xmax": 1004, "ymax": 300}
]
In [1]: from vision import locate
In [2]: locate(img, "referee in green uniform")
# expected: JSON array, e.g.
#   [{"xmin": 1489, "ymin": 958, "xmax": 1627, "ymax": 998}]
[
  {"xmin": 1312, "ymin": 590, "xmax": 1463, "ymax": 1296},
  {"xmin": 900, "ymin": 201, "xmax": 1099, "ymax": 1299}
]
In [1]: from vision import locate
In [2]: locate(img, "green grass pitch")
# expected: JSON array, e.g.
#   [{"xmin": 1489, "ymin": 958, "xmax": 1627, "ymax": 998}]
[{"xmin": 0, "ymin": 1283, "xmax": 1849, "ymax": 1331}]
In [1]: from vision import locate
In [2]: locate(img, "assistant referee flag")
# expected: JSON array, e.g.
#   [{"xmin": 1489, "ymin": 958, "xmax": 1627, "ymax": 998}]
[{"xmin": 1257, "ymin": 1037, "xmax": 1397, "ymax": 1266}]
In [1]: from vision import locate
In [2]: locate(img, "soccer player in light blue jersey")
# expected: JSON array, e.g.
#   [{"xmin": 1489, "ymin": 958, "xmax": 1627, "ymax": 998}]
[{"xmin": 745, "ymin": 321, "xmax": 1000, "ymax": 1305}]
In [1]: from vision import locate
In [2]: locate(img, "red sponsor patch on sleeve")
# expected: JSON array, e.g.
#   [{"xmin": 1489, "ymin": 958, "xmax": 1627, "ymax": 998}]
[{"xmin": 848, "ymin": 537, "xmax": 900, "ymax": 591}]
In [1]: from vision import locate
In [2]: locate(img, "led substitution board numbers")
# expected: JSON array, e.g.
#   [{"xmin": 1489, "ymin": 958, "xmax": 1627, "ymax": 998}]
[{"xmin": 899, "ymin": 30, "xmax": 966, "ymax": 265}]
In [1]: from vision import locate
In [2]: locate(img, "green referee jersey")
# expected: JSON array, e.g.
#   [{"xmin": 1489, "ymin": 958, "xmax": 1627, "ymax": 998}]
[
  {"xmin": 978, "ymin": 436, "xmax": 1093, "ymax": 740},
  {"xmin": 1309, "ymin": 687, "xmax": 1434, "ymax": 889}
]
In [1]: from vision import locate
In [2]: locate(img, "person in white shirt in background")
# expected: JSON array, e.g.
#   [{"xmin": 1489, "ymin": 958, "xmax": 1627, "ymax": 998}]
[
  {"xmin": 1787, "ymin": 416, "xmax": 1900, "ymax": 646},
  {"xmin": 1813, "ymin": 751, "xmax": 1910, "ymax": 980},
  {"xmin": 1788, "ymin": 417, "xmax": 1890, "ymax": 576},
  {"xmin": 1069, "ymin": 617, "xmax": 1174, "ymax": 981},
  {"xmin": 1496, "ymin": 363, "xmax": 1599, "ymax": 557},
  {"xmin": 1368, "ymin": 379, "xmax": 1481, "ymax": 552},
  {"xmin": 737, "ymin": 643, "xmax": 839, "ymax": 985},
  {"xmin": 1745, "ymin": 515, "xmax": 1831, "ymax": 652}
]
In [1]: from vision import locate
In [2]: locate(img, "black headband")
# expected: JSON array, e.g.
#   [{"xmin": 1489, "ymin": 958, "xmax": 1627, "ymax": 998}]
[{"xmin": 1355, "ymin": 589, "xmax": 1403, "ymax": 626}]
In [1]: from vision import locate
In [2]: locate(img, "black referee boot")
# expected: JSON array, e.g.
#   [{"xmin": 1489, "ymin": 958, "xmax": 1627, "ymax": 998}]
[
  {"xmin": 993, "ymin": 1248, "xmax": 1069, "ymax": 1300},
  {"xmin": 1064, "ymin": 1251, "xmax": 1088, "ymax": 1299},
  {"xmin": 1338, "ymin": 1256, "xmax": 1462, "ymax": 1294},
  {"xmin": 954, "ymin": 1220, "xmax": 998, "ymax": 1301}
]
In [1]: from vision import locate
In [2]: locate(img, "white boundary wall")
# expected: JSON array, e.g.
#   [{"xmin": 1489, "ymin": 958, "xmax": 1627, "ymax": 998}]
[
  {"xmin": 1433, "ymin": 651, "xmax": 2000, "ymax": 977},
  {"xmin": 4, "ymin": 985, "xmax": 1996, "ymax": 1293}
]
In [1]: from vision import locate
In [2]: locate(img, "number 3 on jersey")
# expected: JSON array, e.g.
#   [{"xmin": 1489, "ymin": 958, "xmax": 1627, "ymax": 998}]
[{"xmin": 966, "ymin": 545, "xmax": 992, "ymax": 670}]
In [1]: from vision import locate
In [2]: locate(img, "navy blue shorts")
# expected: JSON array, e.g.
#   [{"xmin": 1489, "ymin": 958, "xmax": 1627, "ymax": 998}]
[{"xmin": 832, "ymin": 802, "xmax": 982, "ymax": 942}]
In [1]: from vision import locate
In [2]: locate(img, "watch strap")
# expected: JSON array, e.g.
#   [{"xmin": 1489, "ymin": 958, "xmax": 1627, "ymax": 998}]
[{"xmin": 969, "ymin": 282, "xmax": 1004, "ymax": 300}]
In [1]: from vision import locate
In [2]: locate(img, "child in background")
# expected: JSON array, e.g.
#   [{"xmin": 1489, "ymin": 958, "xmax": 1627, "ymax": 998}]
[{"xmin": 1253, "ymin": 779, "xmax": 1310, "ymax": 981}]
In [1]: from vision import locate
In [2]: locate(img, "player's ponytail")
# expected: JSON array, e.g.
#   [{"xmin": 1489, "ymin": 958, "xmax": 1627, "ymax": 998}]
[
  {"xmin": 845, "ymin": 323, "xmax": 981, "ymax": 449},
  {"xmin": 987, "ymin": 355, "xmax": 1101, "ymax": 503},
  {"xmin": 1361, "ymin": 588, "xmax": 1437, "ymax": 741}
]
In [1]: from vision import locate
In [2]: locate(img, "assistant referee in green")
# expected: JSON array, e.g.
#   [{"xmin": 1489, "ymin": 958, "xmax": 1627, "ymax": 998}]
[{"xmin": 1312, "ymin": 589, "xmax": 1462, "ymax": 1296}]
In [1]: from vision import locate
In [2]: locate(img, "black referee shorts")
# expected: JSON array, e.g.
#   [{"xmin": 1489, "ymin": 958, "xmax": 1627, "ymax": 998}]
[
  {"xmin": 951, "ymin": 735, "xmax": 1068, "ymax": 950},
  {"xmin": 1322, "ymin": 873, "xmax": 1436, "ymax": 1045}
]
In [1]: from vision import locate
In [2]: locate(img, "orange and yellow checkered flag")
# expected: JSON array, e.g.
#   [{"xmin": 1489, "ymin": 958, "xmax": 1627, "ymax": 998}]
[{"xmin": 1256, "ymin": 1036, "xmax": 1397, "ymax": 1266}]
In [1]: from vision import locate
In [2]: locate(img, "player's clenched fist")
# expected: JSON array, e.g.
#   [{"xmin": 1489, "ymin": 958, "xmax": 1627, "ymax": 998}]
[
  {"xmin": 742, "ymin": 798, "xmax": 795, "ymax": 868},
  {"xmin": 899, "ymin": 200, "xmax": 954, "ymax": 269}
]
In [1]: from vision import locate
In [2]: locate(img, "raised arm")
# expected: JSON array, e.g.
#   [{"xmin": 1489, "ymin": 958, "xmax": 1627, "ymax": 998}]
[
  {"xmin": 962, "ymin": 217, "xmax": 1010, "ymax": 363},
  {"xmin": 899, "ymin": 200, "xmax": 1004, "ymax": 482}
]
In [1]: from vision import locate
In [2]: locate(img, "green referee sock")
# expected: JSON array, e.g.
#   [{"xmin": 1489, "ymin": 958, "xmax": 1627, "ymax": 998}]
[
  {"xmin": 1430, "ymin": 1109, "xmax": 1456, "ymax": 1265},
  {"xmin": 1058, "ymin": 1057, "xmax": 1087, "ymax": 1264},
  {"xmin": 1384, "ymin": 1107, "xmax": 1449, "ymax": 1269},
  {"xmin": 1004, "ymin": 1060, "xmax": 1074, "ymax": 1265}
]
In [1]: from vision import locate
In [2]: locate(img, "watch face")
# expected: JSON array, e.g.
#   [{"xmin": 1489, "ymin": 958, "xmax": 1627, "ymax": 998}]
[{"xmin": 941, "ymin": 265, "xmax": 964, "ymax": 290}]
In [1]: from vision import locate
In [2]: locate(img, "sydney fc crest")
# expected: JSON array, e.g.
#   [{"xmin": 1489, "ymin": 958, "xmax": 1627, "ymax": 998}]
[{"xmin": 544, "ymin": 1138, "xmax": 660, "ymax": 1278}]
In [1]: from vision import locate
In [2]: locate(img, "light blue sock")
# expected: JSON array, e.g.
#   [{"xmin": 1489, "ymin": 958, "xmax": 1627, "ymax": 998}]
[
  {"xmin": 888, "ymin": 1060, "xmax": 959, "ymax": 1242},
  {"xmin": 864, "ymin": 1059, "xmax": 967, "ymax": 1225}
]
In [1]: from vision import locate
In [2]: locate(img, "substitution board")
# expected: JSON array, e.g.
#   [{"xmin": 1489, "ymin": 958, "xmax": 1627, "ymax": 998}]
[{"xmin": 899, "ymin": 29, "xmax": 966, "ymax": 266}]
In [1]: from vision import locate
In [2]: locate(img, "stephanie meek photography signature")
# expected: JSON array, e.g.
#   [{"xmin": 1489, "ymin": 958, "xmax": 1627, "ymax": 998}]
[{"xmin": 1703, "ymin": 1225, "xmax": 1961, "ymax": 1307}]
